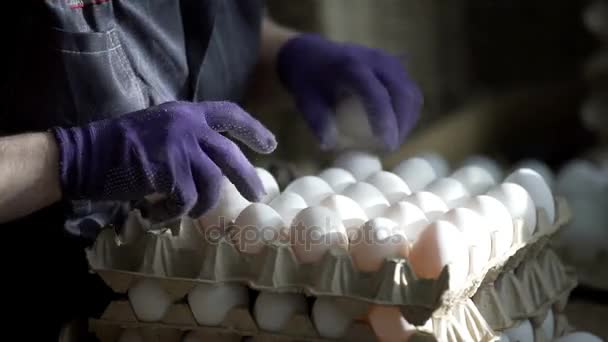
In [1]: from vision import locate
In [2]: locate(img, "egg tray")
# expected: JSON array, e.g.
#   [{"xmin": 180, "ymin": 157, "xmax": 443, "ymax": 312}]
[
  {"xmin": 89, "ymin": 300, "xmax": 439, "ymax": 342},
  {"xmin": 87, "ymin": 199, "xmax": 571, "ymax": 342},
  {"xmin": 473, "ymin": 247, "xmax": 577, "ymax": 331},
  {"xmin": 89, "ymin": 293, "xmax": 500, "ymax": 342},
  {"xmin": 87, "ymin": 198, "xmax": 570, "ymax": 330},
  {"xmin": 409, "ymin": 244, "xmax": 576, "ymax": 342},
  {"xmin": 425, "ymin": 197, "xmax": 571, "ymax": 315}
]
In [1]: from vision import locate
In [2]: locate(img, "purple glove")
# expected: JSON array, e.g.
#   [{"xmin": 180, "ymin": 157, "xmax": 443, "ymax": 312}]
[
  {"xmin": 52, "ymin": 101, "xmax": 277, "ymax": 222},
  {"xmin": 277, "ymin": 34, "xmax": 423, "ymax": 150}
]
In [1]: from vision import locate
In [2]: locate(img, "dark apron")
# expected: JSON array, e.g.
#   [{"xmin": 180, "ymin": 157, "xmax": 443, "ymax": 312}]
[{"xmin": 2, "ymin": 0, "xmax": 262, "ymax": 338}]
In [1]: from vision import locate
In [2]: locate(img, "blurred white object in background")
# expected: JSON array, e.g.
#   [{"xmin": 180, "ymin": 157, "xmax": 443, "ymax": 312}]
[
  {"xmin": 553, "ymin": 332, "xmax": 603, "ymax": 342},
  {"xmin": 312, "ymin": 297, "xmax": 353, "ymax": 338},
  {"xmin": 393, "ymin": 158, "xmax": 438, "ymax": 192},
  {"xmin": 254, "ymin": 292, "xmax": 307, "ymax": 332},
  {"xmin": 584, "ymin": 0, "xmax": 608, "ymax": 39},
  {"xmin": 581, "ymin": 91, "xmax": 608, "ymax": 139},
  {"xmin": 556, "ymin": 159, "xmax": 608, "ymax": 266},
  {"xmin": 504, "ymin": 320, "xmax": 534, "ymax": 342},
  {"xmin": 461, "ymin": 155, "xmax": 504, "ymax": 183},
  {"xmin": 335, "ymin": 96, "xmax": 383, "ymax": 150},
  {"xmin": 333, "ymin": 150, "xmax": 383, "ymax": 180}
]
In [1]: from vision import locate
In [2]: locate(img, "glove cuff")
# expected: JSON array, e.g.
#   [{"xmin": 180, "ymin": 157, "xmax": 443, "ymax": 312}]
[{"xmin": 50, "ymin": 126, "xmax": 90, "ymax": 199}]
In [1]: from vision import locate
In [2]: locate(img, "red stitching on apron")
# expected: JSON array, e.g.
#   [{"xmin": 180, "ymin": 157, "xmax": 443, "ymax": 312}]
[{"xmin": 69, "ymin": 0, "xmax": 111, "ymax": 9}]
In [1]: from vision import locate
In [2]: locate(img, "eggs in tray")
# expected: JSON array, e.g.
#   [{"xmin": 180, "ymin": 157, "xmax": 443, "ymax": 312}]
[{"xmin": 93, "ymin": 151, "xmax": 561, "ymax": 339}]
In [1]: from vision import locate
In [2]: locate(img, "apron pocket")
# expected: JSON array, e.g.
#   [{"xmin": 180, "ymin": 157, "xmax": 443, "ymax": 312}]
[{"xmin": 49, "ymin": 27, "xmax": 147, "ymax": 125}]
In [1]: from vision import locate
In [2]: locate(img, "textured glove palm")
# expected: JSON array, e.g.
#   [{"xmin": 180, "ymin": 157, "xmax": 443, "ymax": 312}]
[{"xmin": 52, "ymin": 101, "xmax": 277, "ymax": 222}]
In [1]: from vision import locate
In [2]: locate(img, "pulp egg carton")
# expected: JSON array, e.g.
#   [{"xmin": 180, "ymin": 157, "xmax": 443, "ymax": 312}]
[
  {"xmin": 86, "ymin": 150, "xmax": 575, "ymax": 341},
  {"xmin": 472, "ymin": 248, "xmax": 577, "ymax": 342},
  {"xmin": 86, "ymin": 198, "xmax": 570, "ymax": 342}
]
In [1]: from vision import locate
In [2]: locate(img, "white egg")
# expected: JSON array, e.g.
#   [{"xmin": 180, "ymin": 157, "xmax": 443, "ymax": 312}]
[
  {"xmin": 365, "ymin": 171, "xmax": 412, "ymax": 203},
  {"xmin": 553, "ymin": 332, "xmax": 603, "ymax": 342},
  {"xmin": 402, "ymin": 192, "xmax": 449, "ymax": 221},
  {"xmin": 368, "ymin": 306, "xmax": 417, "ymax": 342},
  {"xmin": 461, "ymin": 155, "xmax": 503, "ymax": 183},
  {"xmin": 284, "ymin": 176, "xmax": 334, "ymax": 205},
  {"xmin": 451, "ymin": 166, "xmax": 497, "ymax": 195},
  {"xmin": 558, "ymin": 196, "xmax": 608, "ymax": 265},
  {"xmin": 581, "ymin": 91, "xmax": 608, "ymax": 136},
  {"xmin": 334, "ymin": 96, "xmax": 382, "ymax": 149},
  {"xmin": 504, "ymin": 320, "xmax": 534, "ymax": 342},
  {"xmin": 381, "ymin": 201, "xmax": 429, "ymax": 241},
  {"xmin": 128, "ymin": 279, "xmax": 172, "ymax": 322},
  {"xmin": 505, "ymin": 168, "xmax": 555, "ymax": 225},
  {"xmin": 117, "ymin": 329, "xmax": 143, "ymax": 342},
  {"xmin": 269, "ymin": 192, "xmax": 308, "ymax": 227},
  {"xmin": 341, "ymin": 182, "xmax": 390, "ymax": 218},
  {"xmin": 392, "ymin": 157, "xmax": 438, "ymax": 192},
  {"xmin": 440, "ymin": 208, "xmax": 491, "ymax": 276},
  {"xmin": 290, "ymin": 206, "xmax": 349, "ymax": 264},
  {"xmin": 254, "ymin": 292, "xmax": 307, "ymax": 332},
  {"xmin": 487, "ymin": 183, "xmax": 537, "ymax": 244},
  {"xmin": 232, "ymin": 203, "xmax": 284, "ymax": 254},
  {"xmin": 584, "ymin": 0, "xmax": 608, "ymax": 38},
  {"xmin": 350, "ymin": 218, "xmax": 410, "ymax": 272},
  {"xmin": 198, "ymin": 177, "xmax": 249, "ymax": 231},
  {"xmin": 318, "ymin": 168, "xmax": 357, "ymax": 192},
  {"xmin": 320, "ymin": 194, "xmax": 368, "ymax": 238},
  {"xmin": 255, "ymin": 168, "xmax": 280, "ymax": 203},
  {"xmin": 514, "ymin": 159, "xmax": 555, "ymax": 189},
  {"xmin": 496, "ymin": 333, "xmax": 511, "ymax": 342},
  {"xmin": 188, "ymin": 283, "xmax": 249, "ymax": 326},
  {"xmin": 541, "ymin": 309, "xmax": 554, "ymax": 340},
  {"xmin": 333, "ymin": 150, "xmax": 383, "ymax": 180},
  {"xmin": 409, "ymin": 220, "xmax": 469, "ymax": 289},
  {"xmin": 417, "ymin": 152, "xmax": 450, "ymax": 178},
  {"xmin": 425, "ymin": 177, "xmax": 470, "ymax": 208},
  {"xmin": 312, "ymin": 297, "xmax": 353, "ymax": 339},
  {"xmin": 557, "ymin": 159, "xmax": 602, "ymax": 196},
  {"xmin": 464, "ymin": 196, "xmax": 514, "ymax": 258}
]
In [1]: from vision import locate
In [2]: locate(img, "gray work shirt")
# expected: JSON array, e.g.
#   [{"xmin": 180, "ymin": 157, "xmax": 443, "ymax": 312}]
[
  {"xmin": 1, "ymin": 1, "xmax": 263, "ymax": 338},
  {"xmin": 5, "ymin": 0, "xmax": 262, "ymax": 133}
]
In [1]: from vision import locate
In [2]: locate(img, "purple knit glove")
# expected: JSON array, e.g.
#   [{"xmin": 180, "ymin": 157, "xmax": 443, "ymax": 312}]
[
  {"xmin": 52, "ymin": 101, "xmax": 277, "ymax": 222},
  {"xmin": 278, "ymin": 34, "xmax": 423, "ymax": 150}
]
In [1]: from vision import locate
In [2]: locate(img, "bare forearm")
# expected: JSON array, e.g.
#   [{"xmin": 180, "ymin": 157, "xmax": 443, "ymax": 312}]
[
  {"xmin": 0, "ymin": 133, "xmax": 62, "ymax": 222},
  {"xmin": 259, "ymin": 16, "xmax": 298, "ymax": 68}
]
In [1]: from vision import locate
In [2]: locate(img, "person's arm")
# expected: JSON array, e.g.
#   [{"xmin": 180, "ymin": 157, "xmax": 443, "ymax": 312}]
[
  {"xmin": 0, "ymin": 132, "xmax": 62, "ymax": 222},
  {"xmin": 259, "ymin": 17, "xmax": 297, "ymax": 70}
]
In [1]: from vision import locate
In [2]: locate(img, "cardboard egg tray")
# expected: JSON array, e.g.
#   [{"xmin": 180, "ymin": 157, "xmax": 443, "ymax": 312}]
[
  {"xmin": 473, "ymin": 248, "xmax": 576, "ymax": 341},
  {"xmin": 88, "ymin": 198, "xmax": 571, "ymax": 342}
]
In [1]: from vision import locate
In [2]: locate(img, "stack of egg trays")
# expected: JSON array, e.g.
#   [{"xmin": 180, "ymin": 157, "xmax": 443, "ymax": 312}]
[
  {"xmin": 409, "ymin": 197, "xmax": 575, "ymax": 341},
  {"xmin": 88, "ymin": 197, "xmax": 572, "ymax": 342}
]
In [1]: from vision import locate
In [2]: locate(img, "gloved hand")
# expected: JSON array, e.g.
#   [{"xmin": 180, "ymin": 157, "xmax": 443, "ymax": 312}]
[
  {"xmin": 52, "ymin": 101, "xmax": 277, "ymax": 222},
  {"xmin": 277, "ymin": 34, "xmax": 422, "ymax": 150}
]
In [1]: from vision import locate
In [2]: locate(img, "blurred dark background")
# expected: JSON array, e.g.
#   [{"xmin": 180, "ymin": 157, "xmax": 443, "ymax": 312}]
[{"xmin": 246, "ymin": 0, "xmax": 601, "ymax": 168}]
